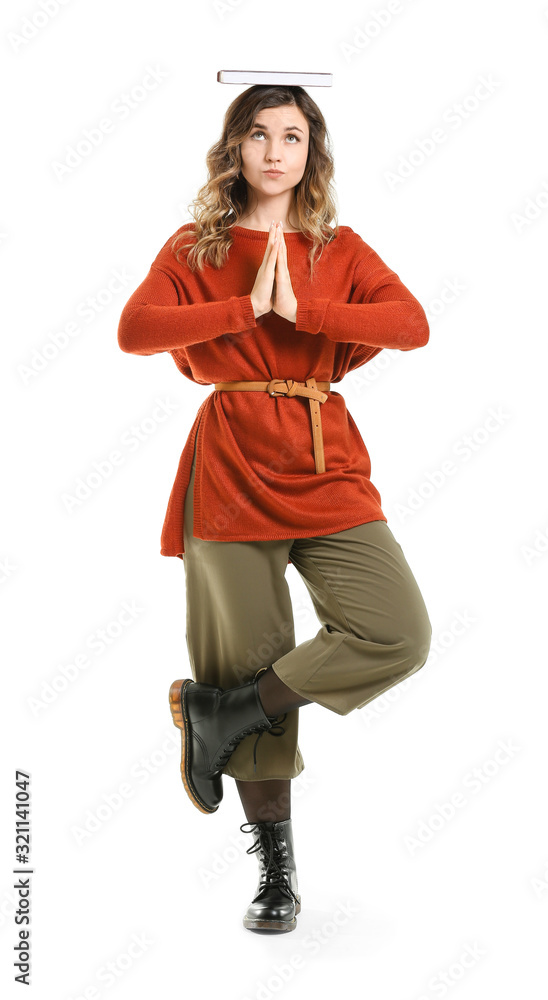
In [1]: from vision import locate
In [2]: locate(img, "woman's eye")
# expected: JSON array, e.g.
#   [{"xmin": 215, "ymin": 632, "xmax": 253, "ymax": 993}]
[{"xmin": 251, "ymin": 131, "xmax": 299, "ymax": 142}]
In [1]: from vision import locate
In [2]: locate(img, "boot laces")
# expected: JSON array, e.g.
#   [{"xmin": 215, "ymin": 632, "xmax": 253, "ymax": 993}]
[
  {"xmin": 213, "ymin": 714, "xmax": 287, "ymax": 772},
  {"xmin": 240, "ymin": 821, "xmax": 300, "ymax": 905}
]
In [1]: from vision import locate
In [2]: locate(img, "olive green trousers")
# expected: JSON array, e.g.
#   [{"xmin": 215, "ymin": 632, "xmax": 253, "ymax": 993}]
[{"xmin": 182, "ymin": 440, "xmax": 432, "ymax": 781}]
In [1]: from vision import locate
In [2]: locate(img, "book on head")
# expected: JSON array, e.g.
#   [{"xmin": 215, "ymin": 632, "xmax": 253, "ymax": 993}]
[{"xmin": 217, "ymin": 70, "xmax": 333, "ymax": 87}]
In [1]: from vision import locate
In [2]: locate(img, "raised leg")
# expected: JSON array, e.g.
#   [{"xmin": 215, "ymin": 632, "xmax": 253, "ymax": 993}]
[{"xmin": 256, "ymin": 665, "xmax": 313, "ymax": 717}]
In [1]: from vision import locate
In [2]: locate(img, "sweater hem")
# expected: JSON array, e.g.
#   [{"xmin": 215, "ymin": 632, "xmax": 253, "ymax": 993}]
[{"xmin": 159, "ymin": 512, "xmax": 388, "ymax": 559}]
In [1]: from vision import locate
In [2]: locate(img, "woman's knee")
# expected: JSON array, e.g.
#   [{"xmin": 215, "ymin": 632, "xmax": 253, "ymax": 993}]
[
  {"xmin": 403, "ymin": 611, "xmax": 432, "ymax": 675},
  {"xmin": 363, "ymin": 608, "xmax": 432, "ymax": 680}
]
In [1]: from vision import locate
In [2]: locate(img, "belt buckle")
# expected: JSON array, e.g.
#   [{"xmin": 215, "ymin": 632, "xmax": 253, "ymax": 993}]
[{"xmin": 267, "ymin": 378, "xmax": 287, "ymax": 396}]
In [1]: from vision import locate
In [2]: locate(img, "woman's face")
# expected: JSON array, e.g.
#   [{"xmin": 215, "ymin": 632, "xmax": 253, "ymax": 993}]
[{"xmin": 239, "ymin": 104, "xmax": 310, "ymax": 200}]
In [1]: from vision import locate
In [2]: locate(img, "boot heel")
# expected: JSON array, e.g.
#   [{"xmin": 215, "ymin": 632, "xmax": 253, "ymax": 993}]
[
  {"xmin": 169, "ymin": 678, "xmax": 215, "ymax": 815},
  {"xmin": 169, "ymin": 678, "xmax": 188, "ymax": 729}
]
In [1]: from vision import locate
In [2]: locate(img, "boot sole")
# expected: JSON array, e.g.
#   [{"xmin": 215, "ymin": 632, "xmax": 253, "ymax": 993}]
[
  {"xmin": 243, "ymin": 897, "xmax": 301, "ymax": 932},
  {"xmin": 169, "ymin": 678, "xmax": 218, "ymax": 815}
]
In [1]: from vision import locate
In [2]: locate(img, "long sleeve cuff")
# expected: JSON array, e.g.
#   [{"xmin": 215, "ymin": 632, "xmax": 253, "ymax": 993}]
[
  {"xmin": 295, "ymin": 299, "xmax": 329, "ymax": 336},
  {"xmin": 238, "ymin": 293, "xmax": 257, "ymax": 331}
]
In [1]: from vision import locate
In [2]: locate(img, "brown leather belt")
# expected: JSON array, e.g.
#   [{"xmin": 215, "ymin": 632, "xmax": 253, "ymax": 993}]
[{"xmin": 214, "ymin": 378, "xmax": 331, "ymax": 473}]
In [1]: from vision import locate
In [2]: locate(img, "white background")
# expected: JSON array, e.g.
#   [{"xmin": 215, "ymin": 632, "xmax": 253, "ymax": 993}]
[{"xmin": 2, "ymin": 0, "xmax": 547, "ymax": 997}]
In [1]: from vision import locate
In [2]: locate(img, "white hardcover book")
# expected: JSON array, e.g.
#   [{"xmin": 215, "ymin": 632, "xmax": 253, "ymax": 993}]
[{"xmin": 217, "ymin": 69, "xmax": 333, "ymax": 87}]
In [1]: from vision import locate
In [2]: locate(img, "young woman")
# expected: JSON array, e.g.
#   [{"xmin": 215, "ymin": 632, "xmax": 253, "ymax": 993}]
[{"xmin": 117, "ymin": 85, "xmax": 432, "ymax": 934}]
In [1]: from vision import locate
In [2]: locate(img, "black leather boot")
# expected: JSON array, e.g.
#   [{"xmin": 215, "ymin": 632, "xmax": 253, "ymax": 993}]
[
  {"xmin": 169, "ymin": 667, "xmax": 287, "ymax": 814},
  {"xmin": 240, "ymin": 818, "xmax": 301, "ymax": 932}
]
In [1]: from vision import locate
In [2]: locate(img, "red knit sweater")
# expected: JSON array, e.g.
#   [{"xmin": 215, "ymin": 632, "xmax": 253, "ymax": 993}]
[{"xmin": 117, "ymin": 223, "xmax": 429, "ymax": 561}]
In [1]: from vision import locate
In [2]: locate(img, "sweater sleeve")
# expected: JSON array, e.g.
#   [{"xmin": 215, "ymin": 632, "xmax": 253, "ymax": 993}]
[
  {"xmin": 295, "ymin": 243, "xmax": 429, "ymax": 351},
  {"xmin": 117, "ymin": 265, "xmax": 257, "ymax": 355}
]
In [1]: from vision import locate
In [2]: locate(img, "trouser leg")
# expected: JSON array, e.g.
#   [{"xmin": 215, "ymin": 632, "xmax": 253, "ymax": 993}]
[
  {"xmin": 270, "ymin": 520, "xmax": 433, "ymax": 716},
  {"xmin": 182, "ymin": 440, "xmax": 305, "ymax": 781}
]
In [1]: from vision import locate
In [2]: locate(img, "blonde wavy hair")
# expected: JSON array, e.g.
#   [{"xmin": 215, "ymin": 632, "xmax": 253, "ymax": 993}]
[{"xmin": 170, "ymin": 85, "xmax": 340, "ymax": 282}]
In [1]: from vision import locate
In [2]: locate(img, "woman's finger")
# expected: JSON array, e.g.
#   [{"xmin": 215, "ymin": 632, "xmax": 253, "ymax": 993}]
[
  {"xmin": 267, "ymin": 227, "xmax": 279, "ymax": 274},
  {"xmin": 276, "ymin": 228, "xmax": 289, "ymax": 278},
  {"xmin": 261, "ymin": 221, "xmax": 277, "ymax": 263}
]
